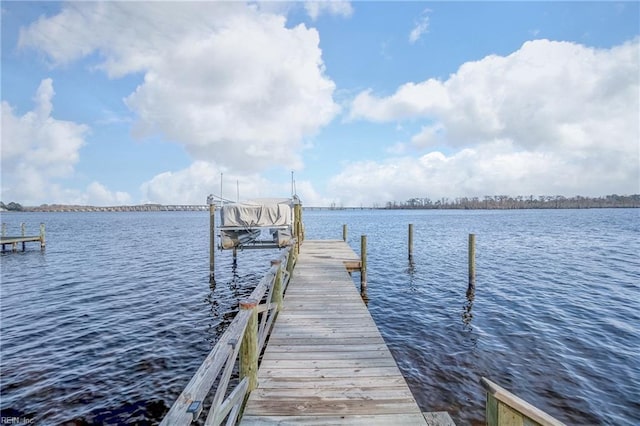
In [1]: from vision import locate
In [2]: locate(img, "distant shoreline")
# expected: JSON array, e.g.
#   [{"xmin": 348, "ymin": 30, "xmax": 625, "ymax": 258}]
[
  {"xmin": 2, "ymin": 204, "xmax": 639, "ymax": 213},
  {"xmin": 2, "ymin": 194, "xmax": 638, "ymax": 212}
]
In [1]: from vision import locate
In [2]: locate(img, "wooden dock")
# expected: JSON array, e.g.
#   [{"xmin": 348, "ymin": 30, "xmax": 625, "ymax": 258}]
[
  {"xmin": 1, "ymin": 223, "xmax": 45, "ymax": 251},
  {"xmin": 241, "ymin": 240, "xmax": 451, "ymax": 425},
  {"xmin": 162, "ymin": 238, "xmax": 454, "ymax": 425}
]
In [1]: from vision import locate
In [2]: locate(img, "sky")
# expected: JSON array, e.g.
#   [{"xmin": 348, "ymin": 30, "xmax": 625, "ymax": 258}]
[{"xmin": 1, "ymin": 1, "xmax": 639, "ymax": 207}]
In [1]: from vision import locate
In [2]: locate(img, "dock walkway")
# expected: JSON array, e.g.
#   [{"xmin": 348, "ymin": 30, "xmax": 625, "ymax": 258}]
[
  {"xmin": 241, "ymin": 240, "xmax": 435, "ymax": 425},
  {"xmin": 1, "ymin": 223, "xmax": 45, "ymax": 252}
]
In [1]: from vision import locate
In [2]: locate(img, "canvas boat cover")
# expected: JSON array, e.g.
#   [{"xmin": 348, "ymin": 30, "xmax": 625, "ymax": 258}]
[{"xmin": 220, "ymin": 198, "xmax": 292, "ymax": 228}]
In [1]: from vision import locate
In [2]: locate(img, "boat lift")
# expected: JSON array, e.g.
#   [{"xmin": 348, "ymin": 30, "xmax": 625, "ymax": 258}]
[{"xmin": 207, "ymin": 194, "xmax": 303, "ymax": 281}]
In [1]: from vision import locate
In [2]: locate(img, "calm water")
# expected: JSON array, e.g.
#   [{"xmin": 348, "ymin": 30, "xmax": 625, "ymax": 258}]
[{"xmin": 1, "ymin": 209, "xmax": 638, "ymax": 425}]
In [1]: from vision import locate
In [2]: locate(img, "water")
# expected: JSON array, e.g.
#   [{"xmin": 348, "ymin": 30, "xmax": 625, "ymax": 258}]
[{"xmin": 1, "ymin": 209, "xmax": 638, "ymax": 425}]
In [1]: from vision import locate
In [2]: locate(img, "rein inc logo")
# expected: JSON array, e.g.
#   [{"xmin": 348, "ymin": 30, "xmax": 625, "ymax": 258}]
[{"xmin": 1, "ymin": 418, "xmax": 35, "ymax": 425}]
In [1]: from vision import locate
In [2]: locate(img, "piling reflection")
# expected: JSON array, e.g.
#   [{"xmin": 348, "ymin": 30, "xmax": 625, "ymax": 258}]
[
  {"xmin": 406, "ymin": 258, "xmax": 417, "ymax": 292},
  {"xmin": 462, "ymin": 287, "xmax": 475, "ymax": 330},
  {"xmin": 230, "ymin": 258, "xmax": 240, "ymax": 292}
]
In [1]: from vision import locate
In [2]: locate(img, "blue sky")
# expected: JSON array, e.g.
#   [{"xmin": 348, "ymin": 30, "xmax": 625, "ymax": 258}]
[{"xmin": 2, "ymin": 1, "xmax": 639, "ymax": 207}]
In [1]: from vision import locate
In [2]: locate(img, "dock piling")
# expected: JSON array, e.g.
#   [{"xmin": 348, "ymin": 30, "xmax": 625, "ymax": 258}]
[
  {"xmin": 208, "ymin": 197, "xmax": 215, "ymax": 281},
  {"xmin": 343, "ymin": 224, "xmax": 347, "ymax": 242},
  {"xmin": 360, "ymin": 235, "xmax": 367, "ymax": 292},
  {"xmin": 408, "ymin": 223, "xmax": 414, "ymax": 261},
  {"xmin": 39, "ymin": 223, "xmax": 46, "ymax": 249},
  {"xmin": 468, "ymin": 234, "xmax": 476, "ymax": 294}
]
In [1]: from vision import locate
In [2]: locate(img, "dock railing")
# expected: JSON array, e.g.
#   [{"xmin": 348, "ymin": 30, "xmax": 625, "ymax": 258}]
[
  {"xmin": 161, "ymin": 240, "xmax": 297, "ymax": 425},
  {"xmin": 481, "ymin": 377, "xmax": 566, "ymax": 426}
]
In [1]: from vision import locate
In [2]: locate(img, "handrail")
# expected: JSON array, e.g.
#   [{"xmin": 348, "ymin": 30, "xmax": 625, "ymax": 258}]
[
  {"xmin": 480, "ymin": 377, "xmax": 566, "ymax": 426},
  {"xmin": 161, "ymin": 240, "xmax": 297, "ymax": 425}
]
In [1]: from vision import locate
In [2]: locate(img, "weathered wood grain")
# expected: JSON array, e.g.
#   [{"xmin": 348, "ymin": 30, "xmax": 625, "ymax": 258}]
[
  {"xmin": 242, "ymin": 413, "xmax": 429, "ymax": 425},
  {"xmin": 240, "ymin": 240, "xmax": 432, "ymax": 424}
]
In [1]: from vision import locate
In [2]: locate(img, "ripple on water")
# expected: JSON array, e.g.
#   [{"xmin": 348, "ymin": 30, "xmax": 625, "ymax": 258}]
[{"xmin": 1, "ymin": 209, "xmax": 639, "ymax": 425}]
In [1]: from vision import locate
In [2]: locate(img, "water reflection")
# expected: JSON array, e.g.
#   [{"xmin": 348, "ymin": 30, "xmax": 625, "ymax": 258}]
[
  {"xmin": 462, "ymin": 291, "xmax": 474, "ymax": 330},
  {"xmin": 407, "ymin": 259, "xmax": 417, "ymax": 290},
  {"xmin": 230, "ymin": 258, "xmax": 240, "ymax": 291}
]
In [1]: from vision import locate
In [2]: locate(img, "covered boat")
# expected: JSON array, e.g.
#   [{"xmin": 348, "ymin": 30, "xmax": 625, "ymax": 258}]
[{"xmin": 219, "ymin": 198, "xmax": 295, "ymax": 249}]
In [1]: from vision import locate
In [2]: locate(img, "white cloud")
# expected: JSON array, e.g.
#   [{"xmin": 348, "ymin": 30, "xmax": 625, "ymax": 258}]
[
  {"xmin": 350, "ymin": 79, "xmax": 450, "ymax": 122},
  {"xmin": 305, "ymin": 1, "xmax": 353, "ymax": 21},
  {"xmin": 85, "ymin": 182, "xmax": 132, "ymax": 206},
  {"xmin": 411, "ymin": 123, "xmax": 446, "ymax": 148},
  {"xmin": 409, "ymin": 8, "xmax": 431, "ymax": 44},
  {"xmin": 139, "ymin": 161, "xmax": 327, "ymax": 206},
  {"xmin": 19, "ymin": 2, "xmax": 340, "ymax": 174},
  {"xmin": 140, "ymin": 161, "xmax": 277, "ymax": 205},
  {"xmin": 351, "ymin": 39, "xmax": 639, "ymax": 150},
  {"xmin": 328, "ymin": 139, "xmax": 633, "ymax": 207},
  {"xmin": 340, "ymin": 38, "xmax": 640, "ymax": 205},
  {"xmin": 1, "ymin": 79, "xmax": 131, "ymax": 206}
]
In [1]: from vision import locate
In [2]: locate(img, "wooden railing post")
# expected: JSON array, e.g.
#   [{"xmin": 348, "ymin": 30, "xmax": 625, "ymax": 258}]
[
  {"xmin": 239, "ymin": 298, "xmax": 259, "ymax": 392},
  {"xmin": 293, "ymin": 202, "xmax": 302, "ymax": 252},
  {"xmin": 287, "ymin": 241, "xmax": 297, "ymax": 275},
  {"xmin": 481, "ymin": 377, "xmax": 565, "ymax": 426},
  {"xmin": 271, "ymin": 260, "xmax": 283, "ymax": 312}
]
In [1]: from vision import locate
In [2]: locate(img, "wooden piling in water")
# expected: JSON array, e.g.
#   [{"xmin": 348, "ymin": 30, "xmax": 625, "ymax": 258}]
[
  {"xmin": 209, "ymin": 202, "xmax": 215, "ymax": 280},
  {"xmin": 408, "ymin": 223, "xmax": 414, "ymax": 261},
  {"xmin": 468, "ymin": 233, "xmax": 476, "ymax": 286},
  {"xmin": 239, "ymin": 298, "xmax": 259, "ymax": 392},
  {"xmin": 343, "ymin": 224, "xmax": 347, "ymax": 242},
  {"xmin": 39, "ymin": 223, "xmax": 46, "ymax": 249},
  {"xmin": 360, "ymin": 235, "xmax": 367, "ymax": 292}
]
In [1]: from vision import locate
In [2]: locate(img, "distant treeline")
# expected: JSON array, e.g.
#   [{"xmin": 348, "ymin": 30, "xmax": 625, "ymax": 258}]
[
  {"xmin": 0, "ymin": 202, "xmax": 208, "ymax": 212},
  {"xmin": 2, "ymin": 194, "xmax": 639, "ymax": 212},
  {"xmin": 384, "ymin": 194, "xmax": 640, "ymax": 209},
  {"xmin": 0, "ymin": 201, "xmax": 24, "ymax": 211}
]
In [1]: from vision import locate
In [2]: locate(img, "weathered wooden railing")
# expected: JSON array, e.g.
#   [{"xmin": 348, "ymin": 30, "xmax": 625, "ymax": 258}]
[
  {"xmin": 481, "ymin": 377, "xmax": 566, "ymax": 426},
  {"xmin": 161, "ymin": 241, "xmax": 297, "ymax": 425}
]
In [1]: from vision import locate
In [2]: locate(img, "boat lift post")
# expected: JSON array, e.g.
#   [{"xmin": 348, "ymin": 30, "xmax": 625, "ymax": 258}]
[{"xmin": 208, "ymin": 194, "xmax": 215, "ymax": 282}]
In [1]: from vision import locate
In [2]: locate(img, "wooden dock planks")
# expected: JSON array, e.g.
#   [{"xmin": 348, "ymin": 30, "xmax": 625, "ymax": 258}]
[
  {"xmin": 0, "ymin": 235, "xmax": 45, "ymax": 251},
  {"xmin": 241, "ymin": 240, "xmax": 429, "ymax": 425}
]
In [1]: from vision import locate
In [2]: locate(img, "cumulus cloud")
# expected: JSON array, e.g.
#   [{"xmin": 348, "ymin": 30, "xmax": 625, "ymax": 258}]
[
  {"xmin": 1, "ymin": 79, "xmax": 131, "ymax": 206},
  {"xmin": 351, "ymin": 39, "xmax": 639, "ymax": 149},
  {"xmin": 342, "ymin": 39, "xmax": 640, "ymax": 204},
  {"xmin": 140, "ymin": 161, "xmax": 326, "ymax": 206},
  {"xmin": 409, "ymin": 8, "xmax": 431, "ymax": 44},
  {"xmin": 19, "ymin": 2, "xmax": 340, "ymax": 175},
  {"xmin": 140, "ymin": 161, "xmax": 281, "ymax": 205},
  {"xmin": 85, "ymin": 182, "xmax": 132, "ymax": 206},
  {"xmin": 305, "ymin": 1, "xmax": 354, "ymax": 21},
  {"xmin": 328, "ymin": 139, "xmax": 629, "ymax": 207}
]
